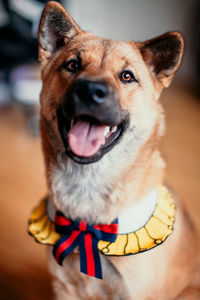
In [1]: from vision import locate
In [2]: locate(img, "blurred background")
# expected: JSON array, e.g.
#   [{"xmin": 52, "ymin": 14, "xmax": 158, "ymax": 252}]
[{"xmin": 0, "ymin": 0, "xmax": 199, "ymax": 299}]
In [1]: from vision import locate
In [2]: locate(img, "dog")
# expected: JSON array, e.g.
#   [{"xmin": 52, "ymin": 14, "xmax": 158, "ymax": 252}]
[{"xmin": 28, "ymin": 1, "xmax": 200, "ymax": 299}]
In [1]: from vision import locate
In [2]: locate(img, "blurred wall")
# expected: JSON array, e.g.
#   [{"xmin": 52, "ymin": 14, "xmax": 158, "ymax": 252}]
[{"xmin": 65, "ymin": 0, "xmax": 198, "ymax": 80}]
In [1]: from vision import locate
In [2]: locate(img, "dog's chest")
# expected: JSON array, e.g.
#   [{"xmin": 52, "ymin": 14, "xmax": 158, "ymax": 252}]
[
  {"xmin": 49, "ymin": 251, "xmax": 131, "ymax": 300},
  {"xmin": 49, "ymin": 248, "xmax": 172, "ymax": 300}
]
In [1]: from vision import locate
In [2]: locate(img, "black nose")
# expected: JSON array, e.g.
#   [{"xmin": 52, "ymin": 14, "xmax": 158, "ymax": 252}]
[
  {"xmin": 75, "ymin": 79, "xmax": 108, "ymax": 104},
  {"xmin": 62, "ymin": 78, "xmax": 121, "ymax": 126}
]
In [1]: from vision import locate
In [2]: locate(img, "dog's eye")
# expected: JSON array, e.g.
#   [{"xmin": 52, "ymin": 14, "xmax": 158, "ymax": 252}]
[
  {"xmin": 64, "ymin": 59, "xmax": 81, "ymax": 73},
  {"xmin": 120, "ymin": 70, "xmax": 137, "ymax": 83}
]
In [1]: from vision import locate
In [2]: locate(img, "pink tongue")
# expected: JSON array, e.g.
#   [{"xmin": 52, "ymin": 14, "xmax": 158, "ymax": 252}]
[{"xmin": 68, "ymin": 120, "xmax": 106, "ymax": 157}]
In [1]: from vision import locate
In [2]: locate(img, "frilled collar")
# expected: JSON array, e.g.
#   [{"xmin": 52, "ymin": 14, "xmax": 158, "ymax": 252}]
[{"xmin": 28, "ymin": 185, "xmax": 175, "ymax": 257}]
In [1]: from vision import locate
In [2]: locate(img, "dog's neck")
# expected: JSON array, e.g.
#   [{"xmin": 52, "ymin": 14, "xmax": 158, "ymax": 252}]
[
  {"xmin": 48, "ymin": 186, "xmax": 158, "ymax": 232},
  {"xmin": 47, "ymin": 145, "xmax": 165, "ymax": 225}
]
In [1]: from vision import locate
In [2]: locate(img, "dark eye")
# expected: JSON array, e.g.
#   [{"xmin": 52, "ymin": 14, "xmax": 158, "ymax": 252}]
[
  {"xmin": 64, "ymin": 59, "xmax": 81, "ymax": 73},
  {"xmin": 120, "ymin": 70, "xmax": 137, "ymax": 83}
]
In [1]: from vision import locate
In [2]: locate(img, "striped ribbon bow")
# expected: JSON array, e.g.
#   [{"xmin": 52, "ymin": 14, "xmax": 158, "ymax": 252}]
[{"xmin": 53, "ymin": 212, "xmax": 118, "ymax": 279}]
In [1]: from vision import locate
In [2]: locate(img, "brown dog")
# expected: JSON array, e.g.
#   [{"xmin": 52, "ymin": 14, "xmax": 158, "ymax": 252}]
[{"xmin": 30, "ymin": 1, "xmax": 200, "ymax": 299}]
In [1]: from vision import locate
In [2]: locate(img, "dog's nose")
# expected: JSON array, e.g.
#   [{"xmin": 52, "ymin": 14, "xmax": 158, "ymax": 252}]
[
  {"xmin": 74, "ymin": 79, "xmax": 108, "ymax": 105},
  {"xmin": 62, "ymin": 78, "xmax": 121, "ymax": 126}
]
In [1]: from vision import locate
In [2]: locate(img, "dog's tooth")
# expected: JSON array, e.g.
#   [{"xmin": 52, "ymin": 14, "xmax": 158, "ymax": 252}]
[
  {"xmin": 104, "ymin": 126, "xmax": 110, "ymax": 136},
  {"xmin": 111, "ymin": 126, "xmax": 117, "ymax": 133},
  {"xmin": 71, "ymin": 119, "xmax": 74, "ymax": 128}
]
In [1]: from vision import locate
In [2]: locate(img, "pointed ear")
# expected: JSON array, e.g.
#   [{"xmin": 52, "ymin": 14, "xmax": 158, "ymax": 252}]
[
  {"xmin": 137, "ymin": 32, "xmax": 184, "ymax": 87},
  {"xmin": 38, "ymin": 1, "xmax": 81, "ymax": 63}
]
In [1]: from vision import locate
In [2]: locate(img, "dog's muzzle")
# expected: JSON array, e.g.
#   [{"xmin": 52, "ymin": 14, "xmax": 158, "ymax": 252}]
[
  {"xmin": 62, "ymin": 79, "xmax": 121, "ymax": 125},
  {"xmin": 57, "ymin": 79, "xmax": 129, "ymax": 164}
]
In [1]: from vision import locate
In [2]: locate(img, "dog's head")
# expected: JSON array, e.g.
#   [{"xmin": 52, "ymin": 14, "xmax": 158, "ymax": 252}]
[
  {"xmin": 38, "ymin": 2, "xmax": 184, "ymax": 221},
  {"xmin": 39, "ymin": 1, "xmax": 183, "ymax": 165}
]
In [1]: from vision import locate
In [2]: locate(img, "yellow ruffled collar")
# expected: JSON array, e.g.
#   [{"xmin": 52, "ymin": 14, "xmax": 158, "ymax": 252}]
[{"xmin": 28, "ymin": 185, "xmax": 175, "ymax": 256}]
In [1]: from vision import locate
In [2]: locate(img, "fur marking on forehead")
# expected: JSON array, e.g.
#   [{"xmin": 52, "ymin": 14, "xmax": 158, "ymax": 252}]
[{"xmin": 69, "ymin": 37, "xmax": 141, "ymax": 67}]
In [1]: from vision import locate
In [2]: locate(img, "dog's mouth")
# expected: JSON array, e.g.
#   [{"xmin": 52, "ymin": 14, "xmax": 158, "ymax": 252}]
[{"xmin": 57, "ymin": 109, "xmax": 127, "ymax": 164}]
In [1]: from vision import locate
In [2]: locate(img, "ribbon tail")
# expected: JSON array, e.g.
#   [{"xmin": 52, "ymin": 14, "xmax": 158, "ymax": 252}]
[
  {"xmin": 79, "ymin": 233, "xmax": 102, "ymax": 279},
  {"xmin": 53, "ymin": 231, "xmax": 82, "ymax": 265}
]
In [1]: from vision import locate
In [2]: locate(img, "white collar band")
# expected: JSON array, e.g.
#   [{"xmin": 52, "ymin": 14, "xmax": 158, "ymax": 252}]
[{"xmin": 118, "ymin": 188, "xmax": 158, "ymax": 234}]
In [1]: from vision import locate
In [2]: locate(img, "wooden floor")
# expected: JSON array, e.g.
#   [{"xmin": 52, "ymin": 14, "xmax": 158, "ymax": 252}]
[{"xmin": 0, "ymin": 83, "xmax": 200, "ymax": 299}]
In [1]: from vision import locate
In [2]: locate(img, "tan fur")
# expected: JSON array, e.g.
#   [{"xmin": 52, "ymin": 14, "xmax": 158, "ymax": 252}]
[{"xmin": 38, "ymin": 2, "xmax": 200, "ymax": 299}]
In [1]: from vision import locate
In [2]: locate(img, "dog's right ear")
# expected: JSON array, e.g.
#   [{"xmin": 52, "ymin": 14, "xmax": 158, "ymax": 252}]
[{"xmin": 38, "ymin": 1, "xmax": 81, "ymax": 63}]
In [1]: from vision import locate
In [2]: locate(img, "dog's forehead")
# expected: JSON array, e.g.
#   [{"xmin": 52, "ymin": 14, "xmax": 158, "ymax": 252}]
[{"xmin": 68, "ymin": 34, "xmax": 142, "ymax": 66}]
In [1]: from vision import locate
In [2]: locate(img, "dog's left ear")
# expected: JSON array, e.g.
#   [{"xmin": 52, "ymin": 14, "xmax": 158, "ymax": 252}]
[
  {"xmin": 38, "ymin": 1, "xmax": 81, "ymax": 63},
  {"xmin": 138, "ymin": 32, "xmax": 184, "ymax": 87}
]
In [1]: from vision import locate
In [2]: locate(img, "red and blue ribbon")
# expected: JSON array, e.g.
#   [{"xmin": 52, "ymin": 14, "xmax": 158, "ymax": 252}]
[{"xmin": 53, "ymin": 212, "xmax": 118, "ymax": 279}]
